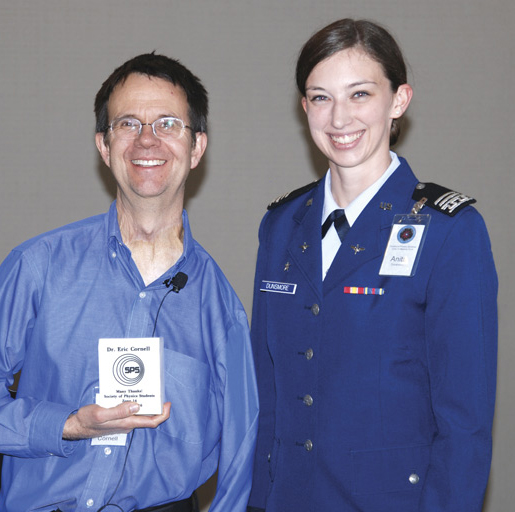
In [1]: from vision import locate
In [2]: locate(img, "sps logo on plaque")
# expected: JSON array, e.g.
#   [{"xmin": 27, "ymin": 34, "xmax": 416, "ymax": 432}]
[{"xmin": 113, "ymin": 354, "xmax": 145, "ymax": 386}]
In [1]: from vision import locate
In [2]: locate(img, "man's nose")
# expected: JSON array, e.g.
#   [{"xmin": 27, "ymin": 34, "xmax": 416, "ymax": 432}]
[{"xmin": 136, "ymin": 123, "xmax": 160, "ymax": 146}]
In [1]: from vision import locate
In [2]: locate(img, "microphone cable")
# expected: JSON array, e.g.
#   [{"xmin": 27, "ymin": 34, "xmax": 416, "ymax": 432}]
[
  {"xmin": 96, "ymin": 430, "xmax": 135, "ymax": 512},
  {"xmin": 152, "ymin": 272, "xmax": 188, "ymax": 337}
]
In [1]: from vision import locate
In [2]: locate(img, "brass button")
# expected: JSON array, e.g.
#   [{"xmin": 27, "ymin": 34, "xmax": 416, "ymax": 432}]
[
  {"xmin": 305, "ymin": 348, "xmax": 314, "ymax": 360},
  {"xmin": 311, "ymin": 304, "xmax": 320, "ymax": 316},
  {"xmin": 304, "ymin": 439, "xmax": 313, "ymax": 451}
]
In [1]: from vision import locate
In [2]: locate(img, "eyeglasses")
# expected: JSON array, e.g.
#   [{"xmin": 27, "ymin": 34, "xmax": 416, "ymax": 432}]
[{"xmin": 108, "ymin": 116, "xmax": 194, "ymax": 140}]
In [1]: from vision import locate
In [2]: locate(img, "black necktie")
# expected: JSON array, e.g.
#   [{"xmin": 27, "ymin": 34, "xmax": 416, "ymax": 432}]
[{"xmin": 321, "ymin": 209, "xmax": 349, "ymax": 242}]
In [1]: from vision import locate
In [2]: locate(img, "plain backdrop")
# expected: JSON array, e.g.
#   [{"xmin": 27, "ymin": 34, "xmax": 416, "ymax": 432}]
[{"xmin": 0, "ymin": 1, "xmax": 513, "ymax": 510}]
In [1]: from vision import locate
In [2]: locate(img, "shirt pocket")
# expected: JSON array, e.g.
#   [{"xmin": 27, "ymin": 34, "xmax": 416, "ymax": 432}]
[
  {"xmin": 163, "ymin": 348, "xmax": 210, "ymax": 444},
  {"xmin": 351, "ymin": 444, "xmax": 431, "ymax": 495},
  {"xmin": 29, "ymin": 498, "xmax": 76, "ymax": 511}
]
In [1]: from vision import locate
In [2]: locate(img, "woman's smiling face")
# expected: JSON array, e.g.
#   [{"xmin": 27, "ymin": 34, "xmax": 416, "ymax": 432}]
[{"xmin": 302, "ymin": 47, "xmax": 410, "ymax": 179}]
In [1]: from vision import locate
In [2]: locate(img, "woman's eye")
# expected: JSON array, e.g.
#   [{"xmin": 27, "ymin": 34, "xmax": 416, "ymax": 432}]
[
  {"xmin": 353, "ymin": 91, "xmax": 370, "ymax": 99},
  {"xmin": 310, "ymin": 95, "xmax": 328, "ymax": 102}
]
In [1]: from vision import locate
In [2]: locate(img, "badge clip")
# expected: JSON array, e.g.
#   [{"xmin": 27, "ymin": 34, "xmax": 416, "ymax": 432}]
[
  {"xmin": 411, "ymin": 197, "xmax": 427, "ymax": 215},
  {"xmin": 379, "ymin": 206, "xmax": 431, "ymax": 277}
]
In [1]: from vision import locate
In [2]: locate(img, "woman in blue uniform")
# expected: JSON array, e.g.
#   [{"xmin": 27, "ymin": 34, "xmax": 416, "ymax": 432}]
[{"xmin": 248, "ymin": 18, "xmax": 497, "ymax": 512}]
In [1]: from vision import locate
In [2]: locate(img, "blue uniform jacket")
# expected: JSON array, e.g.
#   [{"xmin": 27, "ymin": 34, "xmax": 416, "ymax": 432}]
[{"xmin": 248, "ymin": 158, "xmax": 497, "ymax": 511}]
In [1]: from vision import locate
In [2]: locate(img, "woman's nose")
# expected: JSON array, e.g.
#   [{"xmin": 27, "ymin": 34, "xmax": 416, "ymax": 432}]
[{"xmin": 331, "ymin": 101, "xmax": 352, "ymax": 129}]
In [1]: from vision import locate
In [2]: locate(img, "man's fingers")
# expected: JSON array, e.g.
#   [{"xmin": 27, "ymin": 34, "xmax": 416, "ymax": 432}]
[
  {"xmin": 63, "ymin": 401, "xmax": 171, "ymax": 440},
  {"xmin": 106, "ymin": 401, "xmax": 141, "ymax": 421}
]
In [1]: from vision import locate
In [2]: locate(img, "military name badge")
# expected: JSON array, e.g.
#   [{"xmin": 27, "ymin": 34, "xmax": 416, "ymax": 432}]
[
  {"xmin": 260, "ymin": 280, "xmax": 297, "ymax": 294},
  {"xmin": 379, "ymin": 214, "xmax": 430, "ymax": 277}
]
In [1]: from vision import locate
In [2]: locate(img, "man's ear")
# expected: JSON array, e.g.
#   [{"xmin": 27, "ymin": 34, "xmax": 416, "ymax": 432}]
[
  {"xmin": 190, "ymin": 132, "xmax": 207, "ymax": 170},
  {"xmin": 95, "ymin": 132, "xmax": 111, "ymax": 168}
]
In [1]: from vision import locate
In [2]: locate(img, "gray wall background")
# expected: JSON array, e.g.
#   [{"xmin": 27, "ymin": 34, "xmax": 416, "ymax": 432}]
[{"xmin": 0, "ymin": 1, "xmax": 513, "ymax": 510}]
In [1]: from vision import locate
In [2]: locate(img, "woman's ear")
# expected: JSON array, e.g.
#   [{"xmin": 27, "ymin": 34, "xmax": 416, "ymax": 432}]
[{"xmin": 392, "ymin": 84, "xmax": 413, "ymax": 118}]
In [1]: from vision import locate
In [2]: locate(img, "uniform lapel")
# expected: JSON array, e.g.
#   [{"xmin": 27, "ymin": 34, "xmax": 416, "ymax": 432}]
[
  {"xmin": 323, "ymin": 160, "xmax": 418, "ymax": 296},
  {"xmin": 286, "ymin": 180, "xmax": 325, "ymax": 300}
]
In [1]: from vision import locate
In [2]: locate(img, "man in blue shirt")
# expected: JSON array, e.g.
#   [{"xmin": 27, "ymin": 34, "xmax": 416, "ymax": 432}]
[{"xmin": 0, "ymin": 53, "xmax": 258, "ymax": 512}]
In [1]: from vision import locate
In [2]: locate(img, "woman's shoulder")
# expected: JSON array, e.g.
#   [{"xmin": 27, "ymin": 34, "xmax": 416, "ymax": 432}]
[
  {"xmin": 266, "ymin": 179, "xmax": 322, "ymax": 211},
  {"xmin": 411, "ymin": 181, "xmax": 476, "ymax": 218}
]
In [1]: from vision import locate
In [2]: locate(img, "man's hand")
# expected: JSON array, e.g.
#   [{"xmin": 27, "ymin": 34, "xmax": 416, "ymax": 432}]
[{"xmin": 62, "ymin": 401, "xmax": 171, "ymax": 440}]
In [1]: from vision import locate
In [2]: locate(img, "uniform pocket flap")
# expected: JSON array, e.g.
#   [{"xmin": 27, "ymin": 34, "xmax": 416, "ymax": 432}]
[{"xmin": 351, "ymin": 444, "xmax": 431, "ymax": 495}]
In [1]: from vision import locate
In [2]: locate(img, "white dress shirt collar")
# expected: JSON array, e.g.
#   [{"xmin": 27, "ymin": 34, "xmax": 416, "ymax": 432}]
[{"xmin": 321, "ymin": 151, "xmax": 400, "ymax": 279}]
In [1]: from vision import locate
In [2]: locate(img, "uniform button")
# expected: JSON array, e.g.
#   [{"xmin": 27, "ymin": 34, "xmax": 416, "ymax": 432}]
[
  {"xmin": 139, "ymin": 291, "xmax": 146, "ymax": 299},
  {"xmin": 304, "ymin": 439, "xmax": 313, "ymax": 451},
  {"xmin": 409, "ymin": 473, "xmax": 420, "ymax": 485},
  {"xmin": 104, "ymin": 447, "xmax": 112, "ymax": 456},
  {"xmin": 311, "ymin": 304, "xmax": 320, "ymax": 316},
  {"xmin": 303, "ymin": 394, "xmax": 313, "ymax": 406},
  {"xmin": 267, "ymin": 452, "xmax": 271, "ymax": 462},
  {"xmin": 86, "ymin": 498, "xmax": 94, "ymax": 507},
  {"xmin": 305, "ymin": 348, "xmax": 314, "ymax": 360}
]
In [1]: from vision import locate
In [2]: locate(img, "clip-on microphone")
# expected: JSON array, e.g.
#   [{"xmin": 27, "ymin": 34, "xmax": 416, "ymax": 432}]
[{"xmin": 163, "ymin": 272, "xmax": 188, "ymax": 293}]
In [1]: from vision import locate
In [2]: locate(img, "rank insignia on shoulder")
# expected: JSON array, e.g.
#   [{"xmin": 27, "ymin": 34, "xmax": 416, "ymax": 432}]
[
  {"xmin": 267, "ymin": 179, "xmax": 321, "ymax": 210},
  {"xmin": 412, "ymin": 182, "xmax": 476, "ymax": 217}
]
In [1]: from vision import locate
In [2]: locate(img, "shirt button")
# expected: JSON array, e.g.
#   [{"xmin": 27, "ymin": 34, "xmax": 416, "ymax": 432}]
[
  {"xmin": 139, "ymin": 291, "xmax": 146, "ymax": 299},
  {"xmin": 111, "ymin": 251, "xmax": 117, "ymax": 259},
  {"xmin": 86, "ymin": 498, "xmax": 94, "ymax": 507},
  {"xmin": 305, "ymin": 348, "xmax": 314, "ymax": 360},
  {"xmin": 104, "ymin": 447, "xmax": 112, "ymax": 456},
  {"xmin": 304, "ymin": 439, "xmax": 313, "ymax": 451},
  {"xmin": 303, "ymin": 394, "xmax": 314, "ymax": 406},
  {"xmin": 409, "ymin": 473, "xmax": 420, "ymax": 485},
  {"xmin": 311, "ymin": 304, "xmax": 320, "ymax": 316}
]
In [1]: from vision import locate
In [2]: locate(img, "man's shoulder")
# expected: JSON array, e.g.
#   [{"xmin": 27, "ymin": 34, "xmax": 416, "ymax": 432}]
[
  {"xmin": 14, "ymin": 212, "xmax": 107, "ymax": 255},
  {"xmin": 190, "ymin": 239, "xmax": 247, "ymax": 315},
  {"xmin": 191, "ymin": 238, "xmax": 232, "ymax": 286}
]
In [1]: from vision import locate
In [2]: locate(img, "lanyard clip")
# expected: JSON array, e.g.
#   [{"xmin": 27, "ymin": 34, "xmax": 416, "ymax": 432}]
[{"xmin": 411, "ymin": 197, "xmax": 427, "ymax": 215}]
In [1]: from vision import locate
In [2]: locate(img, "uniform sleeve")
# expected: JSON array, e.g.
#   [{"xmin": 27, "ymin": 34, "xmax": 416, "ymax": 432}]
[
  {"xmin": 419, "ymin": 209, "xmax": 497, "ymax": 511},
  {"xmin": 0, "ymin": 250, "xmax": 77, "ymax": 458},
  {"xmin": 247, "ymin": 213, "xmax": 274, "ymax": 511},
  {"xmin": 209, "ymin": 312, "xmax": 259, "ymax": 512}
]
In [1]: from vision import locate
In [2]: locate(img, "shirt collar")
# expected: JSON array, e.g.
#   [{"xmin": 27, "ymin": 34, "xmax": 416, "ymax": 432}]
[
  {"xmin": 107, "ymin": 200, "xmax": 193, "ymax": 283},
  {"xmin": 107, "ymin": 200, "xmax": 123, "ymax": 246},
  {"xmin": 322, "ymin": 151, "xmax": 400, "ymax": 227}
]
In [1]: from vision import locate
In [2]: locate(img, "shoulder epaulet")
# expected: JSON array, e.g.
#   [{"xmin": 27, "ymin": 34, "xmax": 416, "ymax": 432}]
[
  {"xmin": 267, "ymin": 179, "xmax": 321, "ymax": 210},
  {"xmin": 412, "ymin": 182, "xmax": 476, "ymax": 217}
]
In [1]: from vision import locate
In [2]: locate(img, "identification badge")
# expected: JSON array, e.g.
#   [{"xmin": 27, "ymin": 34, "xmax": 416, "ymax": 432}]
[
  {"xmin": 379, "ymin": 214, "xmax": 430, "ymax": 277},
  {"xmin": 260, "ymin": 280, "xmax": 297, "ymax": 294},
  {"xmin": 91, "ymin": 433, "xmax": 127, "ymax": 446}
]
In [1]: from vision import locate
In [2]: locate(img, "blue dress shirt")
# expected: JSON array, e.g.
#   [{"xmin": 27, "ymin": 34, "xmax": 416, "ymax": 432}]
[{"xmin": 0, "ymin": 201, "xmax": 258, "ymax": 512}]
